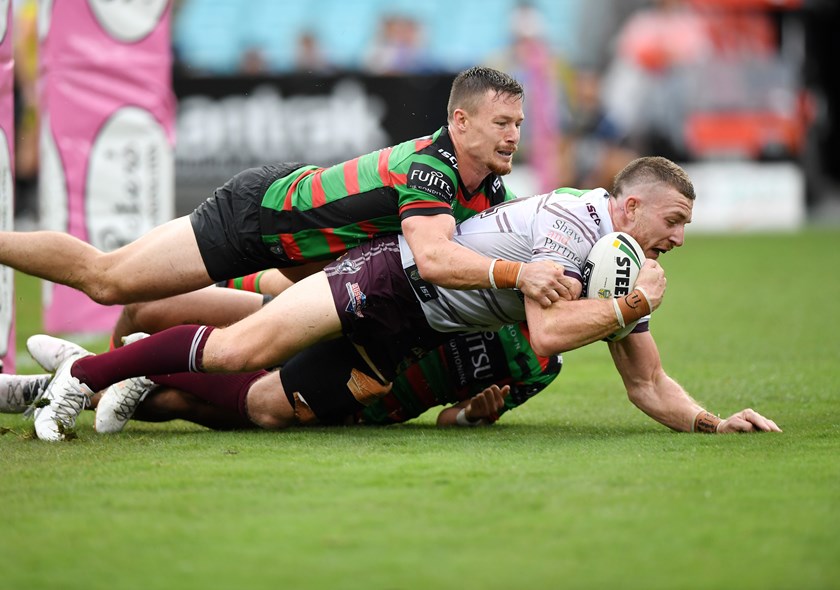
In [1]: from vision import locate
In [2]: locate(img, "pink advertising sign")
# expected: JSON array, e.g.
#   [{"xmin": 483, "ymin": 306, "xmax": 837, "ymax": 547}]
[
  {"xmin": 39, "ymin": 0, "xmax": 174, "ymax": 333},
  {"xmin": 0, "ymin": 0, "xmax": 15, "ymax": 371}
]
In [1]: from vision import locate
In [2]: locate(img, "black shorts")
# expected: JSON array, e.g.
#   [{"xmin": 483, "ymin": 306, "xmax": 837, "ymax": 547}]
[
  {"xmin": 190, "ymin": 163, "xmax": 306, "ymax": 281},
  {"xmin": 279, "ymin": 338, "xmax": 390, "ymax": 426},
  {"xmin": 324, "ymin": 236, "xmax": 449, "ymax": 381}
]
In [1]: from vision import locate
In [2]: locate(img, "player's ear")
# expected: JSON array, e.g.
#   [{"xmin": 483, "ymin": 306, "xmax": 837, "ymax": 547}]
[
  {"xmin": 624, "ymin": 196, "xmax": 639, "ymax": 220},
  {"xmin": 451, "ymin": 108, "xmax": 468, "ymax": 131}
]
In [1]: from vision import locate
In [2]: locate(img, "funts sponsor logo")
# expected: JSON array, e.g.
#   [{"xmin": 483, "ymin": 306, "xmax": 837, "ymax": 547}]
[
  {"xmin": 614, "ymin": 256, "xmax": 631, "ymax": 296},
  {"xmin": 407, "ymin": 163, "xmax": 454, "ymax": 202},
  {"xmin": 446, "ymin": 331, "xmax": 504, "ymax": 387},
  {"xmin": 464, "ymin": 332, "xmax": 495, "ymax": 382},
  {"xmin": 344, "ymin": 282, "xmax": 366, "ymax": 318}
]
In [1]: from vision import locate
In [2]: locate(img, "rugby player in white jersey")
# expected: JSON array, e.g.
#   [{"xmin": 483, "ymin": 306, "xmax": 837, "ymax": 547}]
[{"xmin": 33, "ymin": 156, "xmax": 780, "ymax": 440}]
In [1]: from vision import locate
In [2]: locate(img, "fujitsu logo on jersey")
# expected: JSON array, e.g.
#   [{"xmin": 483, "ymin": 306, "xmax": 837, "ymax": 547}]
[
  {"xmin": 446, "ymin": 331, "xmax": 504, "ymax": 386},
  {"xmin": 407, "ymin": 163, "xmax": 455, "ymax": 202},
  {"xmin": 464, "ymin": 332, "xmax": 495, "ymax": 381}
]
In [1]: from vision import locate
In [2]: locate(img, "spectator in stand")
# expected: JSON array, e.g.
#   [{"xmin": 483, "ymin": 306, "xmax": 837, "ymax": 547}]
[
  {"xmin": 293, "ymin": 31, "xmax": 333, "ymax": 74},
  {"xmin": 238, "ymin": 46, "xmax": 269, "ymax": 76},
  {"xmin": 560, "ymin": 68, "xmax": 638, "ymax": 191},
  {"xmin": 487, "ymin": 1, "xmax": 570, "ymax": 193},
  {"xmin": 362, "ymin": 14, "xmax": 435, "ymax": 75},
  {"xmin": 601, "ymin": 0, "xmax": 713, "ymax": 156},
  {"xmin": 602, "ymin": 0, "xmax": 792, "ymax": 160}
]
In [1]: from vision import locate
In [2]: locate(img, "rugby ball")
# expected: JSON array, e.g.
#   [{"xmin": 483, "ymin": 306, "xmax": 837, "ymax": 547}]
[{"xmin": 582, "ymin": 232, "xmax": 645, "ymax": 341}]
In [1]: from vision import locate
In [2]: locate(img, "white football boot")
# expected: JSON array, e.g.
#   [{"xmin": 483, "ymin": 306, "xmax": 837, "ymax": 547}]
[
  {"xmin": 95, "ymin": 376, "xmax": 157, "ymax": 434},
  {"xmin": 95, "ymin": 333, "xmax": 155, "ymax": 434},
  {"xmin": 0, "ymin": 373, "xmax": 52, "ymax": 413},
  {"xmin": 27, "ymin": 334, "xmax": 91, "ymax": 373},
  {"xmin": 33, "ymin": 345, "xmax": 94, "ymax": 441}
]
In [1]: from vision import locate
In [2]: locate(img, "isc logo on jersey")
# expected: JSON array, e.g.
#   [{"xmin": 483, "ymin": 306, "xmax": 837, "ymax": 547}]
[
  {"xmin": 583, "ymin": 232, "xmax": 644, "ymax": 341},
  {"xmin": 407, "ymin": 163, "xmax": 455, "ymax": 202}
]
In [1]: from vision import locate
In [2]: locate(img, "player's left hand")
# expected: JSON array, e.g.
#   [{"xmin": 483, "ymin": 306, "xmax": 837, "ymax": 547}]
[
  {"xmin": 465, "ymin": 384, "xmax": 510, "ymax": 423},
  {"xmin": 519, "ymin": 261, "xmax": 581, "ymax": 307},
  {"xmin": 717, "ymin": 408, "xmax": 782, "ymax": 433}
]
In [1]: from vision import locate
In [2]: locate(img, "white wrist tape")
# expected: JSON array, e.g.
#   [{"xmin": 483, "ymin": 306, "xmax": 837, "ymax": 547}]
[
  {"xmin": 488, "ymin": 259, "xmax": 498, "ymax": 290},
  {"xmin": 612, "ymin": 297, "xmax": 626, "ymax": 328},
  {"xmin": 456, "ymin": 408, "xmax": 484, "ymax": 426}
]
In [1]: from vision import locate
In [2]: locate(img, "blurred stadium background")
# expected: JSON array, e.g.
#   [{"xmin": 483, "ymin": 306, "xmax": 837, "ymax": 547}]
[
  {"xmin": 12, "ymin": 0, "xmax": 840, "ymax": 224},
  {"xmin": 168, "ymin": 0, "xmax": 839, "ymax": 222}
]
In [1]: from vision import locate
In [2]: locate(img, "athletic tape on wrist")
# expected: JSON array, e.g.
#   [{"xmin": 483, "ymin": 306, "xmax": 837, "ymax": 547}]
[
  {"xmin": 488, "ymin": 259, "xmax": 498, "ymax": 290},
  {"xmin": 612, "ymin": 297, "xmax": 626, "ymax": 329},
  {"xmin": 456, "ymin": 407, "xmax": 484, "ymax": 426},
  {"xmin": 692, "ymin": 410, "xmax": 721, "ymax": 434},
  {"xmin": 615, "ymin": 288, "xmax": 652, "ymax": 327},
  {"xmin": 492, "ymin": 259, "xmax": 524, "ymax": 289}
]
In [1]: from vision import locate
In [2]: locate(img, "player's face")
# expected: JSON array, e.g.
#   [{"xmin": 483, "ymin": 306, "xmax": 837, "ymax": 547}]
[
  {"xmin": 627, "ymin": 186, "xmax": 693, "ymax": 260},
  {"xmin": 461, "ymin": 90, "xmax": 523, "ymax": 176}
]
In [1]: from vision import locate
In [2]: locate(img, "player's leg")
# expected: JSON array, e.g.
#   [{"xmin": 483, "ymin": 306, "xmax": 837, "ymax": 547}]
[
  {"xmin": 0, "ymin": 216, "xmax": 214, "ymax": 305},
  {"xmin": 259, "ymin": 337, "xmax": 391, "ymax": 427},
  {"xmin": 222, "ymin": 263, "xmax": 329, "ymax": 297},
  {"xmin": 44, "ymin": 270, "xmax": 340, "ymax": 402},
  {"xmin": 130, "ymin": 387, "xmax": 255, "ymax": 431},
  {"xmin": 274, "ymin": 260, "xmax": 330, "ymax": 291},
  {"xmin": 111, "ymin": 287, "xmax": 266, "ymax": 347},
  {"xmin": 201, "ymin": 271, "xmax": 343, "ymax": 373}
]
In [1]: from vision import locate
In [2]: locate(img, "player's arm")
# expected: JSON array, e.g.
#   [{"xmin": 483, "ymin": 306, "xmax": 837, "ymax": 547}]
[
  {"xmin": 609, "ymin": 331, "xmax": 781, "ymax": 433},
  {"xmin": 436, "ymin": 384, "xmax": 510, "ymax": 427},
  {"xmin": 401, "ymin": 214, "xmax": 576, "ymax": 306},
  {"xmin": 525, "ymin": 259, "xmax": 665, "ymax": 356}
]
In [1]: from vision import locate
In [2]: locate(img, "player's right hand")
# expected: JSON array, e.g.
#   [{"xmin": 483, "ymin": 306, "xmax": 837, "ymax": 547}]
[
  {"xmin": 519, "ymin": 261, "xmax": 581, "ymax": 307},
  {"xmin": 634, "ymin": 259, "xmax": 666, "ymax": 312},
  {"xmin": 466, "ymin": 384, "xmax": 510, "ymax": 423},
  {"xmin": 718, "ymin": 408, "xmax": 782, "ymax": 433}
]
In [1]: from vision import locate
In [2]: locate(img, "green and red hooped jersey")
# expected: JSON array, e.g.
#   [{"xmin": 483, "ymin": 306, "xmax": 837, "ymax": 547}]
[
  {"xmin": 359, "ymin": 323, "xmax": 562, "ymax": 425},
  {"xmin": 258, "ymin": 126, "xmax": 516, "ymax": 263}
]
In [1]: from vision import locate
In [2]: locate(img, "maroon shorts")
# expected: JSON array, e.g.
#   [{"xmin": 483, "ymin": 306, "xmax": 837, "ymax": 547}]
[{"xmin": 324, "ymin": 236, "xmax": 448, "ymax": 381}]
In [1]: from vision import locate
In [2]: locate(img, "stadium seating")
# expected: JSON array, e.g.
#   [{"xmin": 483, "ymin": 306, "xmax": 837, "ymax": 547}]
[{"xmin": 172, "ymin": 0, "xmax": 581, "ymax": 74}]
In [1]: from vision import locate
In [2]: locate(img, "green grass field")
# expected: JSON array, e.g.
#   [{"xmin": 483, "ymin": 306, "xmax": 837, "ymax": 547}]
[{"xmin": 1, "ymin": 230, "xmax": 838, "ymax": 590}]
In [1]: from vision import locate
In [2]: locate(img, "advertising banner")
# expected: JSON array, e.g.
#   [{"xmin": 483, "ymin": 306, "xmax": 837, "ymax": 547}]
[
  {"xmin": 39, "ymin": 0, "xmax": 174, "ymax": 333},
  {"xmin": 173, "ymin": 73, "xmax": 452, "ymax": 212},
  {"xmin": 0, "ymin": 0, "xmax": 15, "ymax": 371}
]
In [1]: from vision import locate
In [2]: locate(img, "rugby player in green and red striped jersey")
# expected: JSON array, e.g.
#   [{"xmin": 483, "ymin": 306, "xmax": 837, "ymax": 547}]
[
  {"xmin": 89, "ymin": 271, "xmax": 559, "ymax": 431},
  {"xmin": 10, "ymin": 323, "xmax": 559, "ymax": 431},
  {"xmin": 0, "ymin": 66, "xmax": 570, "ymax": 309}
]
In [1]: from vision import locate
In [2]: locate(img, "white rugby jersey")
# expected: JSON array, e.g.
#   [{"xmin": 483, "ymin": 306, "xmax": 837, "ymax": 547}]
[{"xmin": 399, "ymin": 187, "xmax": 616, "ymax": 333}]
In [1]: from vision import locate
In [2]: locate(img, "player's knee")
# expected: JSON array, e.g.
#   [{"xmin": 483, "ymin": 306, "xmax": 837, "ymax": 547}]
[
  {"xmin": 82, "ymin": 282, "xmax": 120, "ymax": 306},
  {"xmin": 206, "ymin": 341, "xmax": 260, "ymax": 373},
  {"xmin": 119, "ymin": 302, "xmax": 143, "ymax": 331},
  {"xmin": 86, "ymin": 280, "xmax": 133, "ymax": 306},
  {"xmin": 244, "ymin": 381, "xmax": 294, "ymax": 430}
]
